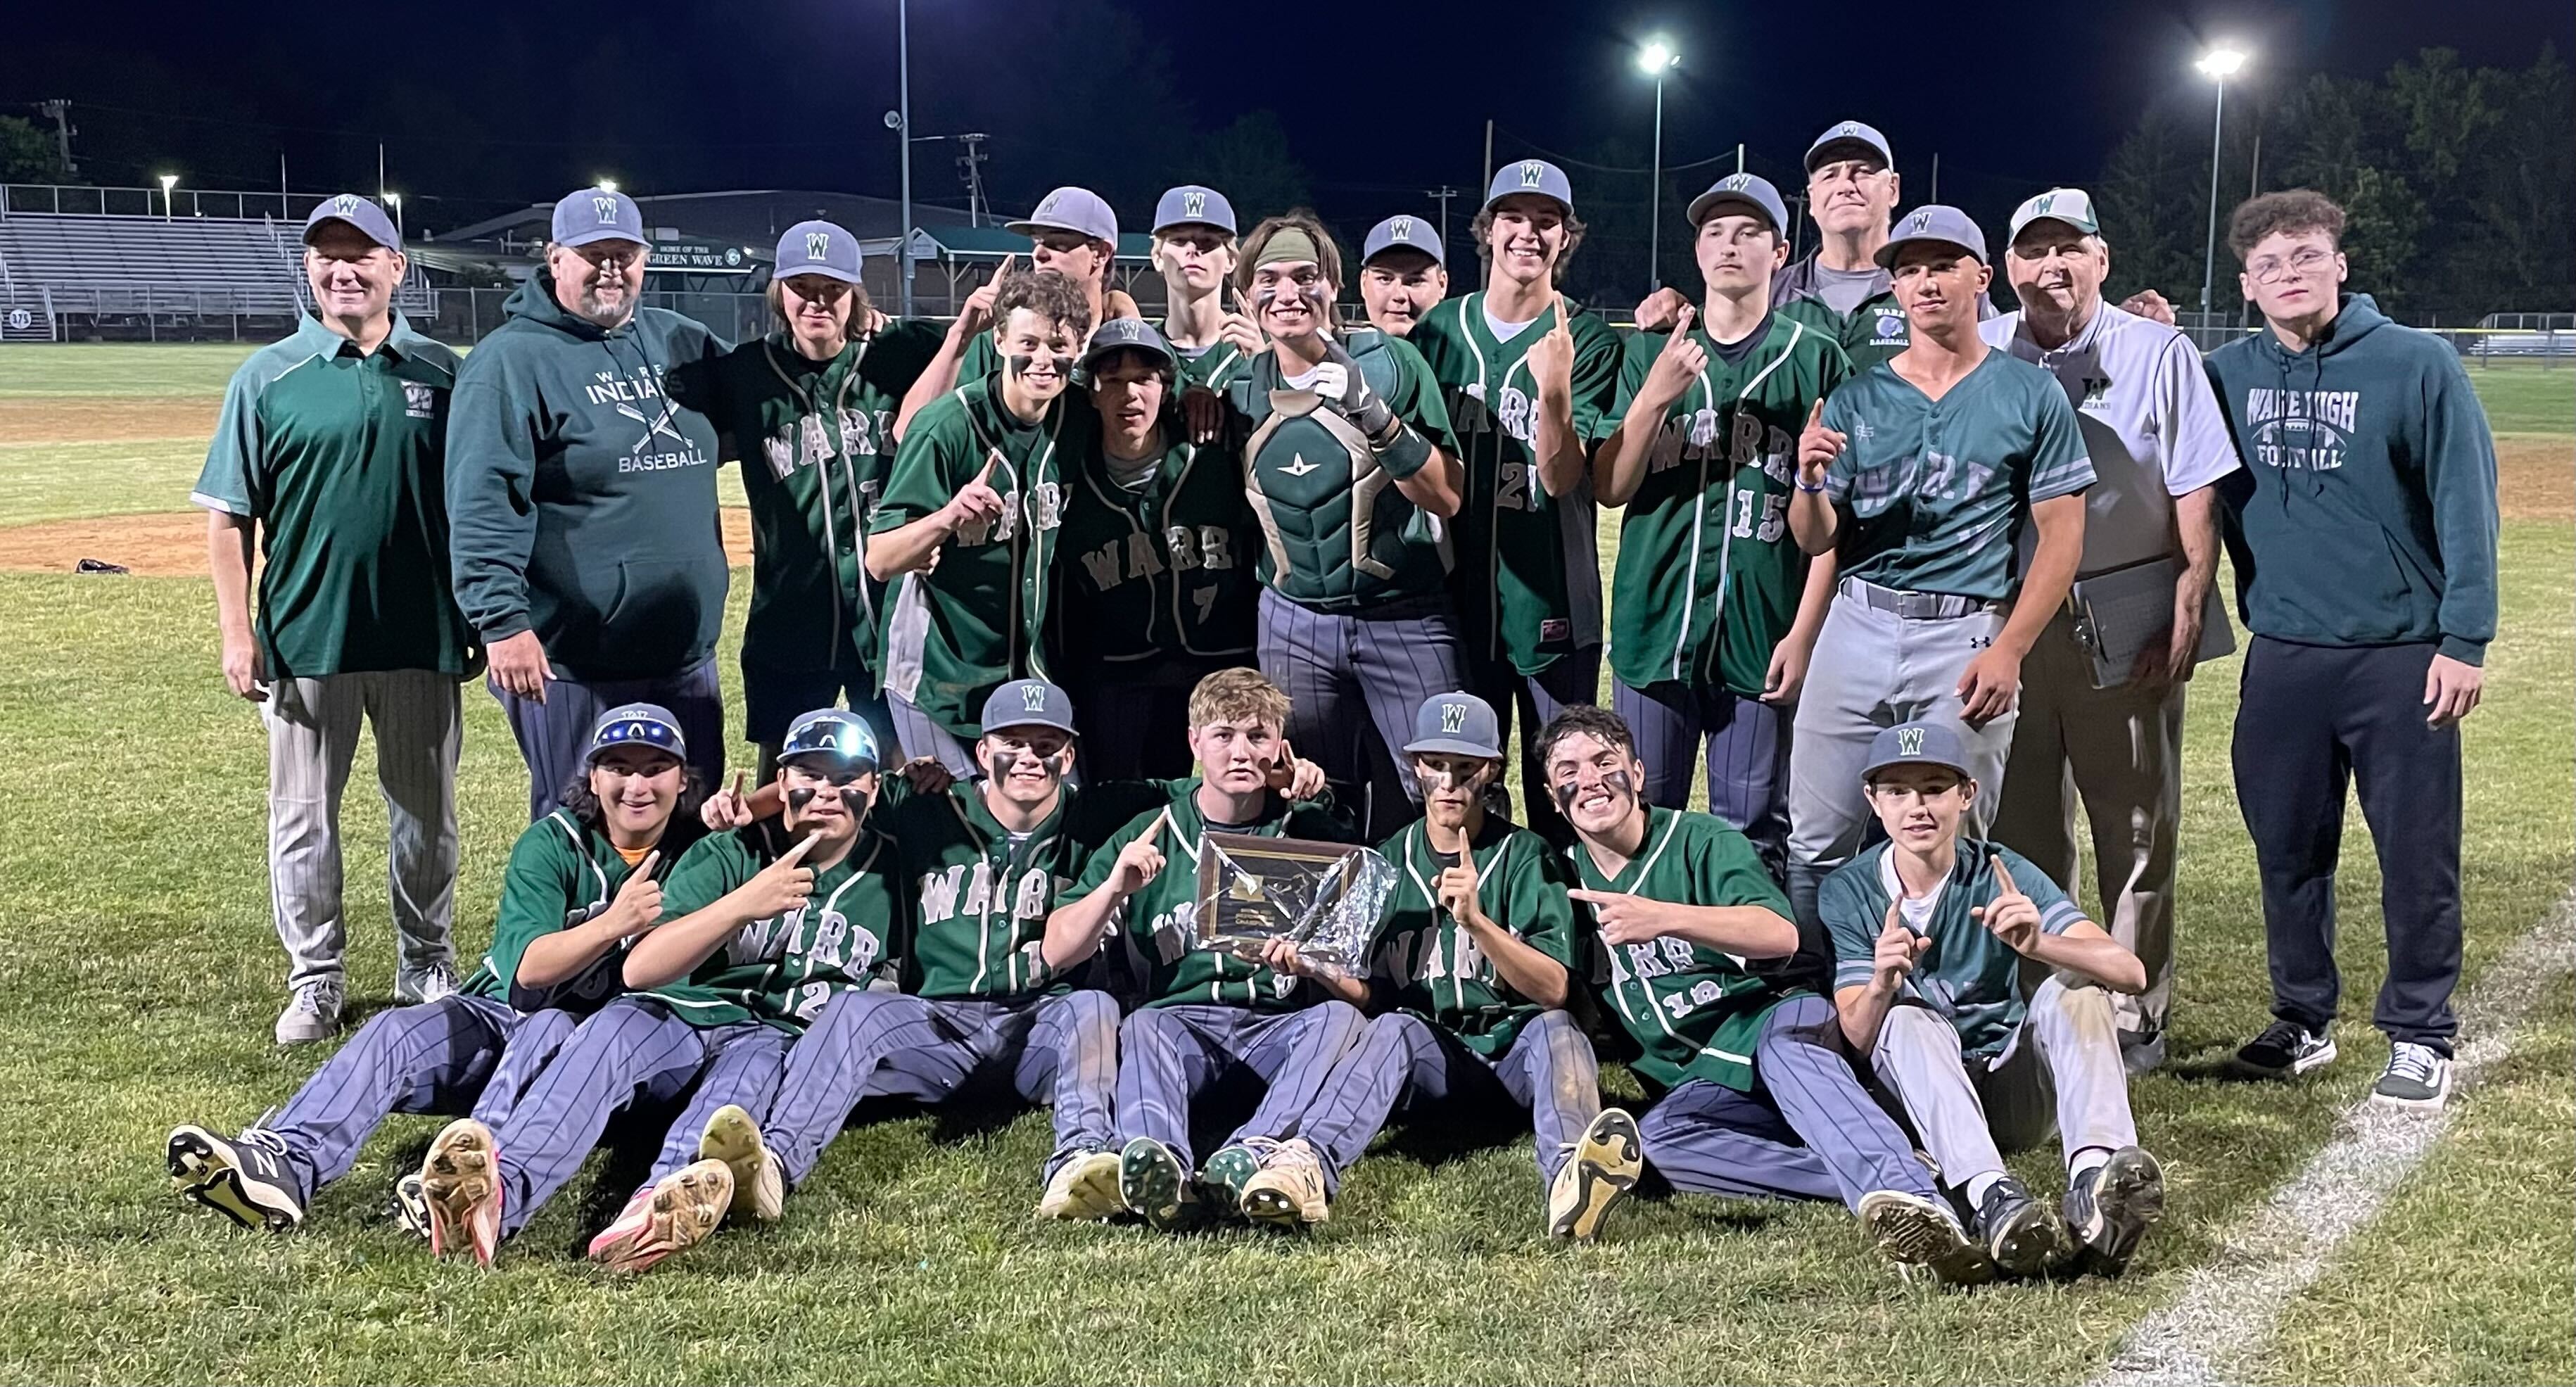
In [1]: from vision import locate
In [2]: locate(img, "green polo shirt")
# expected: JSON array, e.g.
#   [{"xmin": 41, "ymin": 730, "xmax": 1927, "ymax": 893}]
[{"xmin": 192, "ymin": 312, "xmax": 472, "ymax": 679}]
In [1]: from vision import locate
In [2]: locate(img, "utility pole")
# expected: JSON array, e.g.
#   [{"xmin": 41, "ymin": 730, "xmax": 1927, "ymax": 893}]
[
  {"xmin": 40, "ymin": 100, "xmax": 77, "ymax": 177},
  {"xmin": 1735, "ymin": 141, "xmax": 1744, "ymax": 175},
  {"xmin": 1929, "ymin": 151, "xmax": 1939, "ymax": 203},
  {"xmin": 1482, "ymin": 120, "xmax": 1494, "ymax": 201},
  {"xmin": 897, "ymin": 0, "xmax": 915, "ymax": 316},
  {"xmin": 1426, "ymin": 186, "xmax": 1458, "ymax": 256},
  {"xmin": 956, "ymin": 133, "xmax": 991, "ymax": 227}
]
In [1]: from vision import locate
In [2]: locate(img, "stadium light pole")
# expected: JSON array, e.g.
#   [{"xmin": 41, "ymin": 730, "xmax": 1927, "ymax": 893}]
[
  {"xmin": 384, "ymin": 191, "xmax": 403, "ymax": 239},
  {"xmin": 1637, "ymin": 37, "xmax": 1678, "ymax": 291},
  {"xmin": 2196, "ymin": 44, "xmax": 2249, "ymax": 336},
  {"xmin": 898, "ymin": 0, "xmax": 915, "ymax": 318},
  {"xmin": 158, "ymin": 172, "xmax": 177, "ymax": 221}
]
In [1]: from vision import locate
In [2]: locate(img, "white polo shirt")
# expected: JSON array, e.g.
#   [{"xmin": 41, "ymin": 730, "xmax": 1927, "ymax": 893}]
[{"xmin": 1982, "ymin": 300, "xmax": 2240, "ymax": 576}]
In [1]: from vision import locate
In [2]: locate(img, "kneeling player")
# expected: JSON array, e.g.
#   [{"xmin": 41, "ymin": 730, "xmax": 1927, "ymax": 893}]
[
  {"xmin": 166, "ymin": 704, "xmax": 703, "ymax": 1233},
  {"xmin": 1041, "ymin": 669, "xmax": 1364, "ymax": 1229},
  {"xmin": 415, "ymin": 710, "xmax": 898, "ymax": 1267},
  {"xmin": 1293, "ymin": 692, "xmax": 1643, "ymax": 1237},
  {"xmin": 1825, "ymin": 722, "xmax": 2164, "ymax": 1278},
  {"xmin": 1542, "ymin": 705, "xmax": 1988, "ymax": 1283}
]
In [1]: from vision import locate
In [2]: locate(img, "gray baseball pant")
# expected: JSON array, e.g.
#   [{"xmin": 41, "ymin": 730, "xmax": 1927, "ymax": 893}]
[
  {"xmin": 887, "ymin": 691, "xmax": 978, "ymax": 780},
  {"xmin": 264, "ymin": 671, "xmax": 460, "ymax": 991},
  {"xmin": 1869, "ymin": 976, "xmax": 2139, "ymax": 1193},
  {"xmin": 760, "ymin": 988, "xmax": 1121, "ymax": 1186},
  {"xmin": 1258, "ymin": 588, "xmax": 1467, "ymax": 816},
  {"xmin": 263, "ymin": 994, "xmax": 576, "ymax": 1204},
  {"xmin": 1115, "ymin": 1001, "xmax": 1366, "ymax": 1171},
  {"xmin": 1787, "ymin": 581, "xmax": 2017, "ymax": 927},
  {"xmin": 491, "ymin": 655, "xmax": 726, "ymax": 821},
  {"xmin": 1298, "ymin": 1008, "xmax": 1601, "ymax": 1196}
]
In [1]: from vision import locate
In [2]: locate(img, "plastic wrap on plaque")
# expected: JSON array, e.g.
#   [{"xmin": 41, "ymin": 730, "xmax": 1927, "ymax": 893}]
[{"xmin": 1195, "ymin": 832, "xmax": 1395, "ymax": 974}]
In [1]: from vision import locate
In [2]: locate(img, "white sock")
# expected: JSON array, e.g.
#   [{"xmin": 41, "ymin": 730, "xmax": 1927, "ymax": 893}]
[
  {"xmin": 1963, "ymin": 1170, "xmax": 2005, "ymax": 1206},
  {"xmin": 2069, "ymin": 1146, "xmax": 2112, "ymax": 1182}
]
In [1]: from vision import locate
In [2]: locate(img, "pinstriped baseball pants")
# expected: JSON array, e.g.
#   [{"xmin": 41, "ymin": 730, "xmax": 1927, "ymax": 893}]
[
  {"xmin": 1257, "ymin": 588, "xmax": 1467, "ymax": 815},
  {"xmin": 1637, "ymin": 994, "xmax": 1939, "ymax": 1213},
  {"xmin": 1614, "ymin": 678, "xmax": 1791, "ymax": 876},
  {"xmin": 1115, "ymin": 1001, "xmax": 1366, "ymax": 1171},
  {"xmin": 263, "ymin": 671, "xmax": 460, "ymax": 991},
  {"xmin": 1298, "ymin": 1008, "xmax": 1601, "ymax": 1196},
  {"xmin": 760, "ymin": 989, "xmax": 1121, "ymax": 1187}
]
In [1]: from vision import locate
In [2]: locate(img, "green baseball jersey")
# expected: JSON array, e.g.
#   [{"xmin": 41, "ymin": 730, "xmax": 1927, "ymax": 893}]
[
  {"xmin": 1054, "ymin": 420, "xmax": 1260, "ymax": 672},
  {"xmin": 1409, "ymin": 293, "xmax": 1620, "ymax": 673},
  {"xmin": 872, "ymin": 373, "xmax": 1068, "ymax": 737},
  {"xmin": 460, "ymin": 809, "xmax": 708, "ymax": 1015},
  {"xmin": 1595, "ymin": 314, "xmax": 1851, "ymax": 695},
  {"xmin": 1821, "ymin": 840, "xmax": 2086, "ymax": 1063},
  {"xmin": 669, "ymin": 323, "xmax": 943, "ymax": 680},
  {"xmin": 652, "ymin": 821, "xmax": 908, "ymax": 1032},
  {"xmin": 881, "ymin": 783, "xmax": 1081, "ymax": 1000},
  {"xmin": 192, "ymin": 312, "xmax": 473, "ymax": 680},
  {"xmin": 1224, "ymin": 331, "xmax": 1462, "ymax": 612},
  {"xmin": 1070, "ymin": 779, "xmax": 1352, "ymax": 1011},
  {"xmin": 1567, "ymin": 806, "xmax": 1803, "ymax": 1094},
  {"xmin": 1366, "ymin": 815, "xmax": 1578, "ymax": 1057},
  {"xmin": 1820, "ymin": 352, "xmax": 2094, "ymax": 601},
  {"xmin": 1169, "ymin": 334, "xmax": 1253, "ymax": 393},
  {"xmin": 1782, "ymin": 291, "xmax": 1912, "ymax": 372}
]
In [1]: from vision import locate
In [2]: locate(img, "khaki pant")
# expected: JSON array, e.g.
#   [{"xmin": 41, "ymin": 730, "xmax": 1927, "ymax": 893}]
[{"xmin": 1991, "ymin": 612, "xmax": 2183, "ymax": 1041}]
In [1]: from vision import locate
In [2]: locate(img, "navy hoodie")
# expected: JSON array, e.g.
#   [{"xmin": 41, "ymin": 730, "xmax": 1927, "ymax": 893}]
[
  {"xmin": 446, "ymin": 270, "xmax": 730, "ymax": 680},
  {"xmin": 2204, "ymin": 293, "xmax": 2498, "ymax": 665}
]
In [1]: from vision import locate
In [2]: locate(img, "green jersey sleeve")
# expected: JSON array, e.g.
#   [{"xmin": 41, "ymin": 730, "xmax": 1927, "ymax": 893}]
[
  {"xmin": 1384, "ymin": 336, "xmax": 1461, "ymax": 459},
  {"xmin": 1818, "ymin": 856, "xmax": 1886, "ymax": 995},
  {"xmin": 1988, "ymin": 846, "xmax": 2086, "ymax": 936},
  {"xmin": 658, "ymin": 829, "xmax": 757, "ymax": 922},
  {"xmin": 1502, "ymin": 832, "xmax": 1580, "ymax": 968},
  {"xmin": 870, "ymin": 393, "xmax": 972, "ymax": 532},
  {"xmin": 1568, "ymin": 314, "xmax": 1624, "ymax": 445},
  {"xmin": 193, "ymin": 355, "xmax": 269, "ymax": 516}
]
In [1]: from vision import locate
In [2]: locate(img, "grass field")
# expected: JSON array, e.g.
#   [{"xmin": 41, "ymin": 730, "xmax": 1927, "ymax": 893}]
[{"xmin": 0, "ymin": 343, "xmax": 2566, "ymax": 1383}]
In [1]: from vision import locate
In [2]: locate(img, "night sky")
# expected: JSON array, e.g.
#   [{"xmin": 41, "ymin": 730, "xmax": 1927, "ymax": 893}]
[{"xmin": 8, "ymin": 0, "xmax": 2568, "ymax": 231}]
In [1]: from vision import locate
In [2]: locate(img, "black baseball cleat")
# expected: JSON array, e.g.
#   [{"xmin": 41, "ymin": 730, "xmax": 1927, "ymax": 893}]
[
  {"xmin": 167, "ymin": 1125, "xmax": 305, "ymax": 1233},
  {"xmin": 2064, "ymin": 1147, "xmax": 2165, "ymax": 1276},
  {"xmin": 1970, "ymin": 1175, "xmax": 2065, "ymax": 1277},
  {"xmin": 2233, "ymin": 1019, "xmax": 2336, "ymax": 1077},
  {"xmin": 391, "ymin": 1172, "xmax": 433, "ymax": 1241}
]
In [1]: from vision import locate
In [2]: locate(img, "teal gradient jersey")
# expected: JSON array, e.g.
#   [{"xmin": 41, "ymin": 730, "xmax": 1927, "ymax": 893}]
[{"xmin": 1819, "ymin": 840, "xmax": 2086, "ymax": 1063}]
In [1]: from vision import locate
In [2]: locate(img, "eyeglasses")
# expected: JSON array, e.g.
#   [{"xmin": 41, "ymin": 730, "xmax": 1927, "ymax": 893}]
[{"xmin": 2247, "ymin": 247, "xmax": 2334, "ymax": 284}]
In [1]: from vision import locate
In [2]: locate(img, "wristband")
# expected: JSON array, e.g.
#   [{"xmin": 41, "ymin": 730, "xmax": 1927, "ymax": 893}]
[
  {"xmin": 1794, "ymin": 476, "xmax": 1828, "ymax": 495},
  {"xmin": 1374, "ymin": 421, "xmax": 1434, "ymax": 481}
]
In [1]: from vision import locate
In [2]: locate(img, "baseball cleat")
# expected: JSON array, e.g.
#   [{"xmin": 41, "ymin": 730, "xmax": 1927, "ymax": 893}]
[
  {"xmin": 1197, "ymin": 1139, "xmax": 1271, "ymax": 1218},
  {"xmin": 274, "ymin": 981, "xmax": 343, "ymax": 1046},
  {"xmin": 394, "ymin": 963, "xmax": 457, "ymax": 1007},
  {"xmin": 587, "ymin": 1159, "xmax": 735, "ymax": 1274},
  {"xmin": 1547, "ymin": 1107, "xmax": 1643, "ymax": 1241},
  {"xmin": 391, "ymin": 1172, "xmax": 432, "ymax": 1241},
  {"xmin": 167, "ymin": 1125, "xmax": 304, "ymax": 1232},
  {"xmin": 1970, "ymin": 1175, "xmax": 2065, "ymax": 1277},
  {"xmin": 696, "ymin": 1104, "xmax": 783, "ymax": 1224},
  {"xmin": 2233, "ymin": 1020, "xmax": 2336, "ymax": 1077},
  {"xmin": 1860, "ymin": 1189, "xmax": 1993, "ymax": 1287},
  {"xmin": 1238, "ymin": 1138, "xmax": 1329, "ymax": 1230},
  {"xmin": 1118, "ymin": 1137, "xmax": 1192, "ymax": 1232},
  {"xmin": 420, "ymin": 1119, "xmax": 503, "ymax": 1266},
  {"xmin": 2065, "ymin": 1147, "xmax": 2165, "ymax": 1276},
  {"xmin": 2371, "ymin": 1042, "xmax": 2453, "ymax": 1110},
  {"xmin": 1036, "ymin": 1149, "xmax": 1124, "ymax": 1222}
]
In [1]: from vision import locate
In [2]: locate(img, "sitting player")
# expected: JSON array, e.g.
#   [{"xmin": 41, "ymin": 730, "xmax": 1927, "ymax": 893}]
[
  {"xmin": 1824, "ymin": 721, "xmax": 2164, "ymax": 1278},
  {"xmin": 165, "ymin": 704, "xmax": 704, "ymax": 1233},
  {"xmin": 1040, "ymin": 668, "xmax": 1363, "ymax": 1230},
  {"xmin": 1288, "ymin": 692, "xmax": 1644, "ymax": 1238},
  {"xmin": 414, "ymin": 709, "xmax": 899, "ymax": 1268},
  {"xmin": 1540, "ymin": 705, "xmax": 1988, "ymax": 1283}
]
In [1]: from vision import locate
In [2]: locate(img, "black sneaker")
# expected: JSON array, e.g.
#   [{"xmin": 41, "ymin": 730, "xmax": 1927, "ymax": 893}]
[
  {"xmin": 1971, "ymin": 1175, "xmax": 2064, "ymax": 1277},
  {"xmin": 2233, "ymin": 1019, "xmax": 2337, "ymax": 1077},
  {"xmin": 167, "ymin": 1125, "xmax": 305, "ymax": 1232},
  {"xmin": 2371, "ymin": 1041, "xmax": 2453, "ymax": 1110},
  {"xmin": 2064, "ymin": 1147, "xmax": 2164, "ymax": 1276}
]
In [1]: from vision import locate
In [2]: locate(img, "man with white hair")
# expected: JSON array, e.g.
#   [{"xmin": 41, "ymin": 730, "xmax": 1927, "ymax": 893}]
[{"xmin": 1980, "ymin": 189, "xmax": 2240, "ymax": 1072}]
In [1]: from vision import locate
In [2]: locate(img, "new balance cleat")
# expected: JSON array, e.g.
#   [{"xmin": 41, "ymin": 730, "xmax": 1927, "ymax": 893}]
[
  {"xmin": 1119, "ymin": 1137, "xmax": 1193, "ymax": 1232},
  {"xmin": 2233, "ymin": 1019, "xmax": 2336, "ymax": 1077},
  {"xmin": 586, "ymin": 1160, "xmax": 735, "ymax": 1274},
  {"xmin": 1238, "ymin": 1138, "xmax": 1329, "ymax": 1229},
  {"xmin": 420, "ymin": 1119, "xmax": 503, "ymax": 1266},
  {"xmin": 167, "ymin": 1125, "xmax": 304, "ymax": 1232},
  {"xmin": 1860, "ymin": 1189, "xmax": 1994, "ymax": 1287},
  {"xmin": 1546, "ymin": 1107, "xmax": 1643, "ymax": 1241},
  {"xmin": 2064, "ymin": 1146, "xmax": 2165, "ymax": 1276},
  {"xmin": 391, "ymin": 1172, "xmax": 432, "ymax": 1241},
  {"xmin": 696, "ymin": 1103, "xmax": 783, "ymax": 1224},
  {"xmin": 1037, "ymin": 1149, "xmax": 1124, "ymax": 1222},
  {"xmin": 1970, "ymin": 1175, "xmax": 2064, "ymax": 1277}
]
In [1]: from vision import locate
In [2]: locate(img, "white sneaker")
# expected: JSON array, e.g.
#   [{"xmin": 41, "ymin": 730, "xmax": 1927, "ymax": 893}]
[
  {"xmin": 274, "ymin": 980, "xmax": 344, "ymax": 1045},
  {"xmin": 2371, "ymin": 1041, "xmax": 2453, "ymax": 1110},
  {"xmin": 396, "ymin": 963, "xmax": 457, "ymax": 1006}
]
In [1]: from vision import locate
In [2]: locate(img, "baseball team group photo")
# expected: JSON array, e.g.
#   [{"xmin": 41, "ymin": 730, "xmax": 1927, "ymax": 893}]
[{"xmin": 0, "ymin": 1, "xmax": 2569, "ymax": 1381}]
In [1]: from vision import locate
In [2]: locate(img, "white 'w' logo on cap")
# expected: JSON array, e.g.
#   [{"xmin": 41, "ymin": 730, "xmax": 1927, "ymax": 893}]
[
  {"xmin": 1521, "ymin": 160, "xmax": 1545, "ymax": 188},
  {"xmin": 594, "ymin": 196, "xmax": 618, "ymax": 223},
  {"xmin": 1897, "ymin": 727, "xmax": 1925, "ymax": 756},
  {"xmin": 1839, "ymin": 122, "xmax": 1862, "ymax": 138},
  {"xmin": 1184, "ymin": 190, "xmax": 1207, "ymax": 218},
  {"xmin": 1723, "ymin": 174, "xmax": 1751, "ymax": 191},
  {"xmin": 334, "ymin": 194, "xmax": 359, "ymax": 215},
  {"xmin": 1389, "ymin": 217, "xmax": 1412, "ymax": 241},
  {"xmin": 1909, "ymin": 210, "xmax": 1932, "ymax": 234},
  {"xmin": 2032, "ymin": 194, "xmax": 2055, "ymax": 216},
  {"xmin": 1038, "ymin": 192, "xmax": 1060, "ymax": 216},
  {"xmin": 806, "ymin": 230, "xmax": 831, "ymax": 260},
  {"xmin": 1022, "ymin": 684, "xmax": 1048, "ymax": 712},
  {"xmin": 1440, "ymin": 702, "xmax": 1468, "ymax": 734}
]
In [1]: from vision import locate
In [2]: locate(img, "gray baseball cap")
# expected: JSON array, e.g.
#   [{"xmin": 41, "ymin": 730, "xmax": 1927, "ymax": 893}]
[
  {"xmin": 2007, "ymin": 186, "xmax": 2101, "ymax": 241},
  {"xmin": 774, "ymin": 219, "xmax": 863, "ymax": 285},
  {"xmin": 1874, "ymin": 204, "xmax": 1989, "ymax": 269},
  {"xmin": 780, "ymin": 708, "xmax": 882, "ymax": 771},
  {"xmin": 1362, "ymin": 215, "xmax": 1444, "ymax": 268},
  {"xmin": 586, "ymin": 702, "xmax": 687, "ymax": 766},
  {"xmin": 551, "ymin": 186, "xmax": 646, "ymax": 248},
  {"xmin": 1008, "ymin": 186, "xmax": 1119, "ymax": 244},
  {"xmin": 1153, "ymin": 184, "xmax": 1236, "ymax": 236},
  {"xmin": 303, "ymin": 193, "xmax": 402, "ymax": 252},
  {"xmin": 1402, "ymin": 692, "xmax": 1504, "ymax": 760},
  {"xmin": 980, "ymin": 678, "xmax": 1078, "ymax": 737},
  {"xmin": 1685, "ymin": 171, "xmax": 1790, "ymax": 233},
  {"xmin": 1080, "ymin": 315, "xmax": 1176, "ymax": 374},
  {"xmin": 1861, "ymin": 721, "xmax": 1974, "ymax": 781},
  {"xmin": 1485, "ymin": 158, "xmax": 1575, "ymax": 216},
  {"xmin": 1806, "ymin": 119, "xmax": 1894, "ymax": 172}
]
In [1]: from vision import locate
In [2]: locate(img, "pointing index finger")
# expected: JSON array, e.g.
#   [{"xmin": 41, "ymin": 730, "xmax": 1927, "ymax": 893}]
[
  {"xmin": 1807, "ymin": 399, "xmax": 1826, "ymax": 429},
  {"xmin": 779, "ymin": 832, "xmax": 822, "ymax": 866},
  {"xmin": 1990, "ymin": 854, "xmax": 2019, "ymax": 894}
]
